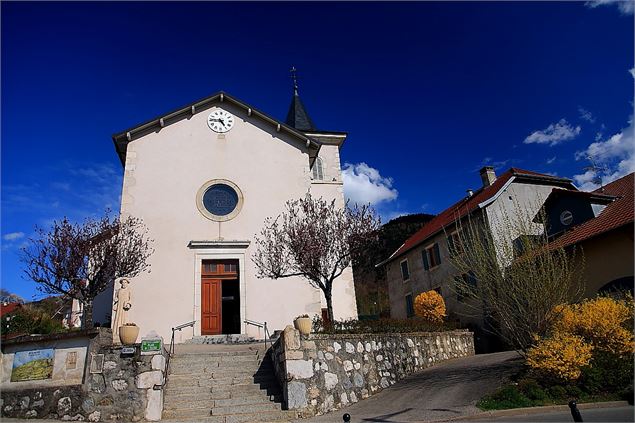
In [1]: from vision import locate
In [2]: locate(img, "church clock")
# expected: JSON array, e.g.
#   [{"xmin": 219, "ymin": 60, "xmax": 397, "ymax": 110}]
[{"xmin": 207, "ymin": 110, "xmax": 235, "ymax": 133}]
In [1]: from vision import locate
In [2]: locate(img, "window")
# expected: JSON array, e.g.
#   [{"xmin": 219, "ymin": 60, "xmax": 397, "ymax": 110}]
[
  {"xmin": 196, "ymin": 179, "xmax": 244, "ymax": 222},
  {"xmin": 400, "ymin": 259, "xmax": 410, "ymax": 281},
  {"xmin": 422, "ymin": 243, "xmax": 441, "ymax": 270},
  {"xmin": 405, "ymin": 293, "xmax": 414, "ymax": 318},
  {"xmin": 312, "ymin": 157, "xmax": 324, "ymax": 180},
  {"xmin": 447, "ymin": 231, "xmax": 463, "ymax": 255}
]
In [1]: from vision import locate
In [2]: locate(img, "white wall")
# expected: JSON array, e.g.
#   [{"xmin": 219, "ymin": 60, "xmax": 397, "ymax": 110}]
[{"xmin": 114, "ymin": 102, "xmax": 357, "ymax": 342}]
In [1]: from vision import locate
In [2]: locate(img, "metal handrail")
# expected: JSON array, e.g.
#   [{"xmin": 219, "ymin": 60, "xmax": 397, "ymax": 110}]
[
  {"xmin": 159, "ymin": 320, "xmax": 195, "ymax": 389},
  {"xmin": 244, "ymin": 319, "xmax": 272, "ymax": 351}
]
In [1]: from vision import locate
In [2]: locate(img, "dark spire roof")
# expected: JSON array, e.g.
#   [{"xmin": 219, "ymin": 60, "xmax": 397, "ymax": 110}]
[{"xmin": 285, "ymin": 67, "xmax": 316, "ymax": 131}]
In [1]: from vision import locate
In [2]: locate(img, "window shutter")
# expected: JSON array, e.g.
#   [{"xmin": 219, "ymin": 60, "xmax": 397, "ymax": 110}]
[
  {"xmin": 434, "ymin": 243, "xmax": 441, "ymax": 265},
  {"xmin": 422, "ymin": 249, "xmax": 430, "ymax": 270},
  {"xmin": 447, "ymin": 235, "xmax": 455, "ymax": 255}
]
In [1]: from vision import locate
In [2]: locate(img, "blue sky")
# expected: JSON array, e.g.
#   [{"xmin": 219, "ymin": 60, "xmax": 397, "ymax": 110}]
[{"xmin": 2, "ymin": 1, "xmax": 633, "ymax": 300}]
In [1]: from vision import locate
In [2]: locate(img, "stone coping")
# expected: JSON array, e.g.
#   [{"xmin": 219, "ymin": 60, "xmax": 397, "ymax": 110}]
[
  {"xmin": 1, "ymin": 328, "xmax": 103, "ymax": 347},
  {"xmin": 306, "ymin": 329, "xmax": 472, "ymax": 339}
]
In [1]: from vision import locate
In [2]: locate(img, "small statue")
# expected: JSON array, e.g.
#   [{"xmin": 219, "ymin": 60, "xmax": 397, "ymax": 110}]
[{"xmin": 112, "ymin": 279, "xmax": 132, "ymax": 343}]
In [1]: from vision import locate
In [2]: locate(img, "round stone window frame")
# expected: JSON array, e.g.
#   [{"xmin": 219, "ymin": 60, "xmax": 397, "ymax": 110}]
[{"xmin": 196, "ymin": 179, "xmax": 244, "ymax": 222}]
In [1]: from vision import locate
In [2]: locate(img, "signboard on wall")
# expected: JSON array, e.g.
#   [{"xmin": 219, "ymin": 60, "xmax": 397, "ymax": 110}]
[
  {"xmin": 140, "ymin": 338, "xmax": 162, "ymax": 355},
  {"xmin": 11, "ymin": 349, "xmax": 54, "ymax": 382}
]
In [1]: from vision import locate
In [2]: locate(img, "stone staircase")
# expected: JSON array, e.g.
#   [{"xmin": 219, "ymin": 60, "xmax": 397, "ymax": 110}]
[{"xmin": 162, "ymin": 347, "xmax": 297, "ymax": 422}]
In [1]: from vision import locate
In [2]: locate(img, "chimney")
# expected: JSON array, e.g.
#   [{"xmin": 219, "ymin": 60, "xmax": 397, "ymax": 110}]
[{"xmin": 479, "ymin": 166, "xmax": 497, "ymax": 187}]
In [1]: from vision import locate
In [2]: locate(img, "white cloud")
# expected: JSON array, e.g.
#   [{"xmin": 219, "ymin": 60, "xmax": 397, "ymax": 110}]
[
  {"xmin": 578, "ymin": 107, "xmax": 596, "ymax": 123},
  {"xmin": 524, "ymin": 119, "xmax": 581, "ymax": 146},
  {"xmin": 546, "ymin": 156, "xmax": 557, "ymax": 164},
  {"xmin": 342, "ymin": 162, "xmax": 398, "ymax": 206},
  {"xmin": 3, "ymin": 232, "xmax": 25, "ymax": 241},
  {"xmin": 630, "ymin": 68, "xmax": 635, "ymax": 78},
  {"xmin": 586, "ymin": 0, "xmax": 634, "ymax": 15},
  {"xmin": 573, "ymin": 116, "xmax": 634, "ymax": 191}
]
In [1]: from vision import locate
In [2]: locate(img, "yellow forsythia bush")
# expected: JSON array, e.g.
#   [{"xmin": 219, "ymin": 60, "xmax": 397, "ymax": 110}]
[
  {"xmin": 414, "ymin": 290, "xmax": 446, "ymax": 323},
  {"xmin": 552, "ymin": 296, "xmax": 635, "ymax": 356},
  {"xmin": 526, "ymin": 332, "xmax": 593, "ymax": 381}
]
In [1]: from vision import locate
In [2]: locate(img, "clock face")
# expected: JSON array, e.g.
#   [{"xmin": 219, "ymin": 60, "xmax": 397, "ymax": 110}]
[{"xmin": 207, "ymin": 110, "xmax": 235, "ymax": 133}]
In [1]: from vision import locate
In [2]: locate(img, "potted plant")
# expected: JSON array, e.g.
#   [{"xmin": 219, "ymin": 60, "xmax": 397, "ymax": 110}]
[
  {"xmin": 119, "ymin": 322, "xmax": 140, "ymax": 345},
  {"xmin": 293, "ymin": 314, "xmax": 311, "ymax": 336}
]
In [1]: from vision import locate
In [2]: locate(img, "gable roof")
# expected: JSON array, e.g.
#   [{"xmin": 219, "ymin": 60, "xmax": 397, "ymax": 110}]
[
  {"xmin": 112, "ymin": 91, "xmax": 322, "ymax": 166},
  {"xmin": 534, "ymin": 188, "xmax": 616, "ymax": 223},
  {"xmin": 382, "ymin": 168, "xmax": 575, "ymax": 264},
  {"xmin": 548, "ymin": 172, "xmax": 634, "ymax": 249}
]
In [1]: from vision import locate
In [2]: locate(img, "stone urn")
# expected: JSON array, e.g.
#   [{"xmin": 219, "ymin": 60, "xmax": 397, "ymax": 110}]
[
  {"xmin": 293, "ymin": 316, "xmax": 311, "ymax": 336},
  {"xmin": 119, "ymin": 324, "xmax": 140, "ymax": 345}
]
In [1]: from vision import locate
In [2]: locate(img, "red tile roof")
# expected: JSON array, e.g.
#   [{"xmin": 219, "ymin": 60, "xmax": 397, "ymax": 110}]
[
  {"xmin": 0, "ymin": 302, "xmax": 21, "ymax": 317},
  {"xmin": 549, "ymin": 173, "xmax": 634, "ymax": 248},
  {"xmin": 385, "ymin": 168, "xmax": 574, "ymax": 263}
]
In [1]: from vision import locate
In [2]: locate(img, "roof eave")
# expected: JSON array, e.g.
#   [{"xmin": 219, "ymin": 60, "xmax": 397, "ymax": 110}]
[{"xmin": 112, "ymin": 91, "xmax": 321, "ymax": 165}]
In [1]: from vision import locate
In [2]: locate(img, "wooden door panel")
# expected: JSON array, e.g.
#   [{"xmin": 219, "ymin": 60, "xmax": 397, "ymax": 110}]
[{"xmin": 202, "ymin": 279, "xmax": 222, "ymax": 335}]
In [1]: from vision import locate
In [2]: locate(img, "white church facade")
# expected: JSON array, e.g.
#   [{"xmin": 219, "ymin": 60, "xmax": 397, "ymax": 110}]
[{"xmin": 94, "ymin": 87, "xmax": 358, "ymax": 343}]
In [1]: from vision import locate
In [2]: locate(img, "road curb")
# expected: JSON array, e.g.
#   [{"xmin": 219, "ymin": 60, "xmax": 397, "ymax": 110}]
[{"xmin": 439, "ymin": 400, "xmax": 630, "ymax": 421}]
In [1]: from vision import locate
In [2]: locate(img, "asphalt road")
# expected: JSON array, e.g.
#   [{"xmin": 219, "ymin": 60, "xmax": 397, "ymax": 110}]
[
  {"xmin": 468, "ymin": 405, "xmax": 634, "ymax": 422},
  {"xmin": 299, "ymin": 350, "xmax": 524, "ymax": 423}
]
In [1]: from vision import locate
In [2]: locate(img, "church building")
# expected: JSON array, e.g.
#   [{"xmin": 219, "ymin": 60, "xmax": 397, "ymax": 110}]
[{"xmin": 97, "ymin": 81, "xmax": 358, "ymax": 342}]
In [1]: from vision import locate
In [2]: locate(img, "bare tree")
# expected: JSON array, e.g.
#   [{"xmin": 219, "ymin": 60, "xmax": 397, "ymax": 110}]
[
  {"xmin": 21, "ymin": 213, "xmax": 153, "ymax": 329},
  {"xmin": 253, "ymin": 195, "xmax": 381, "ymax": 323},
  {"xmin": 448, "ymin": 203, "xmax": 585, "ymax": 352}
]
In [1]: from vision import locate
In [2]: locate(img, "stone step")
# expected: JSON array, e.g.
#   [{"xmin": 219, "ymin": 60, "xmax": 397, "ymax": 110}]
[
  {"xmin": 172, "ymin": 349, "xmax": 261, "ymax": 358},
  {"xmin": 213, "ymin": 395, "xmax": 283, "ymax": 407},
  {"xmin": 224, "ymin": 410, "xmax": 297, "ymax": 423},
  {"xmin": 164, "ymin": 390, "xmax": 231, "ymax": 402},
  {"xmin": 169, "ymin": 368, "xmax": 274, "ymax": 379},
  {"xmin": 165, "ymin": 380, "xmax": 281, "ymax": 396},
  {"xmin": 168, "ymin": 374, "xmax": 276, "ymax": 387},
  {"xmin": 184, "ymin": 335, "xmax": 257, "ymax": 345},
  {"xmin": 164, "ymin": 395, "xmax": 281, "ymax": 415},
  {"xmin": 169, "ymin": 357, "xmax": 262, "ymax": 370},
  {"xmin": 164, "ymin": 392, "xmax": 283, "ymax": 409},
  {"xmin": 211, "ymin": 402, "xmax": 282, "ymax": 416},
  {"xmin": 169, "ymin": 363, "xmax": 270, "ymax": 375},
  {"xmin": 162, "ymin": 410, "xmax": 295, "ymax": 423},
  {"xmin": 162, "ymin": 406, "xmax": 213, "ymax": 420}
]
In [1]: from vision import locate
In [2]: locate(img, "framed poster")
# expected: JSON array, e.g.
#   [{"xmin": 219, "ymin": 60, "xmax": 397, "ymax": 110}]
[{"xmin": 11, "ymin": 349, "xmax": 54, "ymax": 382}]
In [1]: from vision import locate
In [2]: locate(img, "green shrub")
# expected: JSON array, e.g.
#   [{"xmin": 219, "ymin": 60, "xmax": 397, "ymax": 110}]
[
  {"xmin": 478, "ymin": 385, "xmax": 533, "ymax": 410},
  {"xmin": 518, "ymin": 379, "xmax": 548, "ymax": 402},
  {"xmin": 2, "ymin": 305, "xmax": 64, "ymax": 336},
  {"xmin": 547, "ymin": 385, "xmax": 568, "ymax": 400}
]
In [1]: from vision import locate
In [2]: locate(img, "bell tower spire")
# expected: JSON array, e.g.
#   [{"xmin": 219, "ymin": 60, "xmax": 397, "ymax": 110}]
[{"xmin": 285, "ymin": 66, "xmax": 316, "ymax": 131}]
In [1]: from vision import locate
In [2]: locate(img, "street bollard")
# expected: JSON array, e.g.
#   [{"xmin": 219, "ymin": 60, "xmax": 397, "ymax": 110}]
[
  {"xmin": 568, "ymin": 400, "xmax": 583, "ymax": 422},
  {"xmin": 343, "ymin": 413, "xmax": 351, "ymax": 422}
]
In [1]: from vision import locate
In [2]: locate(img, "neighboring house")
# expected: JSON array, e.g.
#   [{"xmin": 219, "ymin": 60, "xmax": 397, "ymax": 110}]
[
  {"xmin": 92, "ymin": 87, "xmax": 358, "ymax": 342},
  {"xmin": 0, "ymin": 302, "xmax": 22, "ymax": 319},
  {"xmin": 544, "ymin": 172, "xmax": 634, "ymax": 297},
  {"xmin": 382, "ymin": 167, "xmax": 576, "ymax": 328},
  {"xmin": 353, "ymin": 213, "xmax": 434, "ymax": 318}
]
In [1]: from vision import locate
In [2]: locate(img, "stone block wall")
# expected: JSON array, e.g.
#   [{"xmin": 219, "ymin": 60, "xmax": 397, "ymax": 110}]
[
  {"xmin": 1, "ymin": 329, "xmax": 168, "ymax": 421},
  {"xmin": 270, "ymin": 326, "xmax": 474, "ymax": 417}
]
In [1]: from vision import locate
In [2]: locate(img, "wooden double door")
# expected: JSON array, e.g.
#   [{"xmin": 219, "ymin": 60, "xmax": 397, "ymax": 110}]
[{"xmin": 201, "ymin": 260, "xmax": 239, "ymax": 335}]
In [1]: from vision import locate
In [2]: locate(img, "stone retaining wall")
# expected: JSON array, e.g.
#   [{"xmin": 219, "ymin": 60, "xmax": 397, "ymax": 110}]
[
  {"xmin": 270, "ymin": 327, "xmax": 475, "ymax": 417},
  {"xmin": 1, "ymin": 329, "xmax": 168, "ymax": 421}
]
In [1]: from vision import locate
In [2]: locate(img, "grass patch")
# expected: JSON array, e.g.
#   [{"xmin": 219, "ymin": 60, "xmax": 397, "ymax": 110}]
[{"xmin": 477, "ymin": 379, "xmax": 627, "ymax": 411}]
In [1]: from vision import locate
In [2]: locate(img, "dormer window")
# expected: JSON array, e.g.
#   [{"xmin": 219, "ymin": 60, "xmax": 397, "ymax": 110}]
[{"xmin": 312, "ymin": 157, "xmax": 324, "ymax": 181}]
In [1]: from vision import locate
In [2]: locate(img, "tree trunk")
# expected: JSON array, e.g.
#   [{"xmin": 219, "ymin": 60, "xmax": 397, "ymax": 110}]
[
  {"xmin": 82, "ymin": 301, "xmax": 94, "ymax": 329},
  {"xmin": 324, "ymin": 291, "xmax": 334, "ymax": 331}
]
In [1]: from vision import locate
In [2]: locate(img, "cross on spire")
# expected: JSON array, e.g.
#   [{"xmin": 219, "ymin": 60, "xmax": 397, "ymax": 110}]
[{"xmin": 290, "ymin": 66, "xmax": 299, "ymax": 95}]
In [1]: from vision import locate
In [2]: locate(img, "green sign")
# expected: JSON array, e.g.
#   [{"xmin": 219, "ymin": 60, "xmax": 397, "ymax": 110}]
[{"xmin": 141, "ymin": 339, "xmax": 162, "ymax": 353}]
